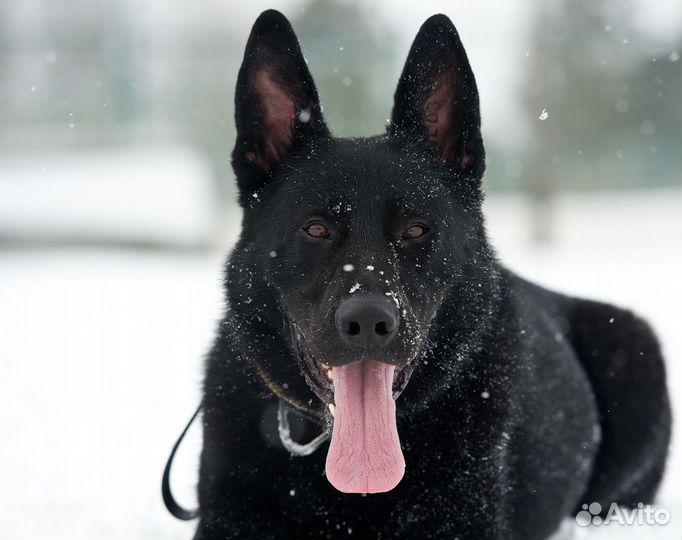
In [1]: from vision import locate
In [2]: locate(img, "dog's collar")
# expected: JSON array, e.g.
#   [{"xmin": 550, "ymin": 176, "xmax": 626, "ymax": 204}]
[
  {"xmin": 254, "ymin": 360, "xmax": 323, "ymax": 418},
  {"xmin": 277, "ymin": 400, "xmax": 330, "ymax": 456},
  {"xmin": 253, "ymin": 362, "xmax": 331, "ymax": 455}
]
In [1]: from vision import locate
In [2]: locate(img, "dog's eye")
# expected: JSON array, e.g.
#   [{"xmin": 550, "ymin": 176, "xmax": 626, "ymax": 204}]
[
  {"xmin": 304, "ymin": 222, "xmax": 330, "ymax": 239},
  {"xmin": 403, "ymin": 224, "xmax": 428, "ymax": 240}
]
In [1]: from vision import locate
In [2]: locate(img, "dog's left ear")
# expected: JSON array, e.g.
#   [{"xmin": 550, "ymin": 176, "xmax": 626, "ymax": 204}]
[
  {"xmin": 390, "ymin": 15, "xmax": 485, "ymax": 181},
  {"xmin": 232, "ymin": 10, "xmax": 328, "ymax": 197}
]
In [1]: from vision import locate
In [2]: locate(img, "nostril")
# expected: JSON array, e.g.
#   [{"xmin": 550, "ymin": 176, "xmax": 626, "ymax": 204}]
[
  {"xmin": 375, "ymin": 321, "xmax": 389, "ymax": 336},
  {"xmin": 335, "ymin": 296, "xmax": 399, "ymax": 349},
  {"xmin": 347, "ymin": 321, "xmax": 361, "ymax": 336}
]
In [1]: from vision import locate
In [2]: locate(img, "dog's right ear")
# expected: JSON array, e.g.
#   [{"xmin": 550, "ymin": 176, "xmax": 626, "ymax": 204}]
[{"xmin": 232, "ymin": 10, "xmax": 328, "ymax": 200}]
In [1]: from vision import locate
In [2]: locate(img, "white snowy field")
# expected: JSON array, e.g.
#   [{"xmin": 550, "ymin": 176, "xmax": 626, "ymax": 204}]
[{"xmin": 0, "ymin": 188, "xmax": 679, "ymax": 540}]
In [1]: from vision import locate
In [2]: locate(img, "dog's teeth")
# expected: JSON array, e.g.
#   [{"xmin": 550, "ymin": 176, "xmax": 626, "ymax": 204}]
[
  {"xmin": 327, "ymin": 368, "xmax": 334, "ymax": 381},
  {"xmin": 328, "ymin": 403, "xmax": 336, "ymax": 418}
]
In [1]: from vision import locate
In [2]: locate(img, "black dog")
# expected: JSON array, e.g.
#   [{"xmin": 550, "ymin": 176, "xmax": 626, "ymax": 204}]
[{"xmin": 191, "ymin": 10, "xmax": 671, "ymax": 540}]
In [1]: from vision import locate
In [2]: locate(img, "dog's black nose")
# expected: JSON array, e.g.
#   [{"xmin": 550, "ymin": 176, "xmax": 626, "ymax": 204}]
[{"xmin": 335, "ymin": 295, "xmax": 399, "ymax": 350}]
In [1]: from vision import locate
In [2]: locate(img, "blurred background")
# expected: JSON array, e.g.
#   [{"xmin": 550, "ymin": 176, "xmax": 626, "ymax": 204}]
[{"xmin": 0, "ymin": 0, "xmax": 679, "ymax": 538}]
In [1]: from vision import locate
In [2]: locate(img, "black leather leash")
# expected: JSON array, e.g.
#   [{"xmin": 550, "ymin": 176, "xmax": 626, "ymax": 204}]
[
  {"xmin": 162, "ymin": 401, "xmax": 202, "ymax": 520},
  {"xmin": 162, "ymin": 399, "xmax": 329, "ymax": 521}
]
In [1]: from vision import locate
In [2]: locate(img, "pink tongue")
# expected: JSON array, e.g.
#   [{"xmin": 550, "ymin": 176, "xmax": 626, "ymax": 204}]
[{"xmin": 325, "ymin": 360, "xmax": 405, "ymax": 493}]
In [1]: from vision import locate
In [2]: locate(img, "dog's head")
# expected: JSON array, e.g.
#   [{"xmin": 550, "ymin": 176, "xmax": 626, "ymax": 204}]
[{"xmin": 225, "ymin": 10, "xmax": 499, "ymax": 494}]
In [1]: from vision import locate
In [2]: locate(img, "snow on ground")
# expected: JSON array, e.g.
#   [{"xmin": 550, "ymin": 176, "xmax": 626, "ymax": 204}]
[{"xmin": 0, "ymin": 188, "xmax": 679, "ymax": 539}]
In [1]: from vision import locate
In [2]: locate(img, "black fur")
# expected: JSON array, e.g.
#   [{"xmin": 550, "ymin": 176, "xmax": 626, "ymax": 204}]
[{"xmin": 193, "ymin": 10, "xmax": 671, "ymax": 540}]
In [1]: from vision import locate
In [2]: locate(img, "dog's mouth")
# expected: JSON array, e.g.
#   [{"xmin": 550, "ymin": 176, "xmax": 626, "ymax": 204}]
[
  {"xmin": 292, "ymin": 326, "xmax": 415, "ymax": 407},
  {"xmin": 292, "ymin": 326, "xmax": 415, "ymax": 494}
]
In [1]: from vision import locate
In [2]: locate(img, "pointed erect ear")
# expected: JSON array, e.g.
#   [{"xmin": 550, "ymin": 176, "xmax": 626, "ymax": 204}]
[
  {"xmin": 390, "ymin": 15, "xmax": 485, "ymax": 180},
  {"xmin": 232, "ymin": 10, "xmax": 328, "ymax": 193}
]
